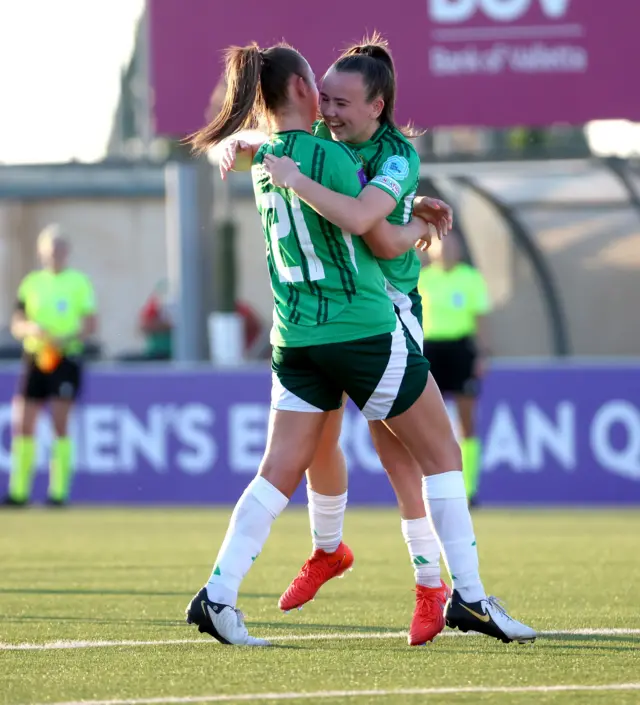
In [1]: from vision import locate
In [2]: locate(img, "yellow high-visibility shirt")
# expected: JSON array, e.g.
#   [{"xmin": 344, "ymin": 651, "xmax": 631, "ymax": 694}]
[
  {"xmin": 418, "ymin": 263, "xmax": 489, "ymax": 340},
  {"xmin": 17, "ymin": 269, "xmax": 96, "ymax": 355}
]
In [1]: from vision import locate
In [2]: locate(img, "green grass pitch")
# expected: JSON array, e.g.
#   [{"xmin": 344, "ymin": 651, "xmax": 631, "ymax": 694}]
[{"xmin": 1, "ymin": 507, "xmax": 639, "ymax": 705}]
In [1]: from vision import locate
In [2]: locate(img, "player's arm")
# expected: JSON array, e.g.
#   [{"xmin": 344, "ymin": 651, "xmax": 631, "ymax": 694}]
[
  {"xmin": 10, "ymin": 305, "xmax": 44, "ymax": 340},
  {"xmin": 413, "ymin": 196, "xmax": 453, "ymax": 240},
  {"xmin": 218, "ymin": 131, "xmax": 268, "ymax": 179},
  {"xmin": 471, "ymin": 271, "xmax": 492, "ymax": 362},
  {"xmin": 475, "ymin": 314, "xmax": 491, "ymax": 356},
  {"xmin": 362, "ymin": 218, "xmax": 433, "ymax": 259},
  {"xmin": 10, "ymin": 278, "xmax": 45, "ymax": 340},
  {"xmin": 263, "ymin": 153, "xmax": 395, "ymax": 235},
  {"xmin": 77, "ymin": 278, "xmax": 98, "ymax": 341},
  {"xmin": 80, "ymin": 313, "xmax": 98, "ymax": 340}
]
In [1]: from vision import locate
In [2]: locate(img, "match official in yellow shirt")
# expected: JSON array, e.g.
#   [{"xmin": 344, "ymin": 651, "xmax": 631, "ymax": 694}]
[
  {"xmin": 3, "ymin": 225, "xmax": 97, "ymax": 507},
  {"xmin": 418, "ymin": 232, "xmax": 491, "ymax": 505}
]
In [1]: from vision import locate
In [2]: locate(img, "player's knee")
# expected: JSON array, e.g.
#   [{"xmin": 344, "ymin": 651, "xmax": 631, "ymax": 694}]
[
  {"xmin": 381, "ymin": 454, "xmax": 421, "ymax": 482},
  {"xmin": 259, "ymin": 448, "xmax": 314, "ymax": 498},
  {"xmin": 12, "ymin": 400, "xmax": 37, "ymax": 436},
  {"xmin": 427, "ymin": 433, "xmax": 462, "ymax": 474}
]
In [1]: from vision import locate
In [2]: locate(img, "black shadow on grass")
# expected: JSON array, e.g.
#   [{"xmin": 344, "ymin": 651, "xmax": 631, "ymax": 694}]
[
  {"xmin": 542, "ymin": 643, "xmax": 639, "ymax": 653},
  {"xmin": 0, "ymin": 588, "xmax": 280, "ymax": 599},
  {"xmin": 247, "ymin": 621, "xmax": 400, "ymax": 633},
  {"xmin": 0, "ymin": 615, "xmax": 183, "ymax": 626},
  {"xmin": 545, "ymin": 633, "xmax": 640, "ymax": 646}
]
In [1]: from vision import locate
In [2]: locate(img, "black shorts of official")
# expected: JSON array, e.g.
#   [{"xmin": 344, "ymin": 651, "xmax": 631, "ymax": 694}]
[
  {"xmin": 423, "ymin": 336, "xmax": 480, "ymax": 397},
  {"xmin": 17, "ymin": 354, "xmax": 83, "ymax": 402}
]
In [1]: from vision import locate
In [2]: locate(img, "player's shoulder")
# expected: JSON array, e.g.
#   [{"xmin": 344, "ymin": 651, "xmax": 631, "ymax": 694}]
[
  {"xmin": 457, "ymin": 263, "xmax": 484, "ymax": 282},
  {"xmin": 419, "ymin": 264, "xmax": 437, "ymax": 280},
  {"xmin": 21, "ymin": 269, "xmax": 54, "ymax": 288},
  {"xmin": 20, "ymin": 270, "xmax": 40, "ymax": 284},
  {"xmin": 254, "ymin": 141, "xmax": 269, "ymax": 162},
  {"xmin": 65, "ymin": 268, "xmax": 93, "ymax": 286},
  {"xmin": 321, "ymin": 139, "xmax": 361, "ymax": 166},
  {"xmin": 379, "ymin": 126, "xmax": 419, "ymax": 170},
  {"xmin": 295, "ymin": 136, "xmax": 362, "ymax": 180},
  {"xmin": 312, "ymin": 120, "xmax": 334, "ymax": 142}
]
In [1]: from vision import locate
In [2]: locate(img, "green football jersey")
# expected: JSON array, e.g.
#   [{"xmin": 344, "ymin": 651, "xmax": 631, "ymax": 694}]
[
  {"xmin": 314, "ymin": 121, "xmax": 421, "ymax": 294},
  {"xmin": 252, "ymin": 130, "xmax": 396, "ymax": 348}
]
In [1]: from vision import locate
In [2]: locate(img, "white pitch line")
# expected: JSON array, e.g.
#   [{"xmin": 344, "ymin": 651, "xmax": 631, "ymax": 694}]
[
  {"xmin": 26, "ymin": 683, "xmax": 640, "ymax": 705},
  {"xmin": 0, "ymin": 628, "xmax": 638, "ymax": 651}
]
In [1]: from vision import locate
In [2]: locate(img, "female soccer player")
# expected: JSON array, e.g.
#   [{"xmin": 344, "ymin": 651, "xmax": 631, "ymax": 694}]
[
  {"xmin": 3, "ymin": 225, "xmax": 97, "ymax": 507},
  {"xmin": 263, "ymin": 41, "xmax": 536, "ymax": 645},
  {"xmin": 217, "ymin": 39, "xmax": 455, "ymax": 646},
  {"xmin": 185, "ymin": 41, "xmax": 535, "ymax": 647},
  {"xmin": 268, "ymin": 39, "xmax": 455, "ymax": 645}
]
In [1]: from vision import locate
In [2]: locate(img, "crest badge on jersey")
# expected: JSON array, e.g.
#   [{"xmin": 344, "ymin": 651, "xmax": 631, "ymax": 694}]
[
  {"xmin": 381, "ymin": 155, "xmax": 410, "ymax": 181},
  {"xmin": 56, "ymin": 299, "xmax": 68, "ymax": 312}
]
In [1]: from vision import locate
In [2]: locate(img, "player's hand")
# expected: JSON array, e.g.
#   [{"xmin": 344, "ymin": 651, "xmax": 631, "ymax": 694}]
[
  {"xmin": 413, "ymin": 196, "xmax": 453, "ymax": 240},
  {"xmin": 219, "ymin": 140, "xmax": 252, "ymax": 180},
  {"xmin": 414, "ymin": 209, "xmax": 448, "ymax": 240},
  {"xmin": 415, "ymin": 223, "xmax": 437, "ymax": 252},
  {"xmin": 263, "ymin": 154, "xmax": 301, "ymax": 189},
  {"xmin": 30, "ymin": 323, "xmax": 50, "ymax": 341},
  {"xmin": 51, "ymin": 335, "xmax": 71, "ymax": 349},
  {"xmin": 474, "ymin": 355, "xmax": 488, "ymax": 378}
]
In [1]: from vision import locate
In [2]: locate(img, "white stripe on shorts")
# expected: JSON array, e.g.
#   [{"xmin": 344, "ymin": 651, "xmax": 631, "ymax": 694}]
[
  {"xmin": 271, "ymin": 372, "xmax": 324, "ymax": 412},
  {"xmin": 385, "ymin": 281, "xmax": 423, "ymax": 352},
  {"xmin": 361, "ymin": 317, "xmax": 408, "ymax": 421}
]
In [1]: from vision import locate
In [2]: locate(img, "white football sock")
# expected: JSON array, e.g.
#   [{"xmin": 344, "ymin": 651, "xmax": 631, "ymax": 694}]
[
  {"xmin": 423, "ymin": 471, "xmax": 486, "ymax": 603},
  {"xmin": 308, "ymin": 487, "xmax": 347, "ymax": 553},
  {"xmin": 206, "ymin": 476, "xmax": 288, "ymax": 607},
  {"xmin": 401, "ymin": 516, "xmax": 442, "ymax": 588}
]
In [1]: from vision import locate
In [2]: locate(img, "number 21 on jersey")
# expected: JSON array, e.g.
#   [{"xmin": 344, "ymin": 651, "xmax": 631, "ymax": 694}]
[{"xmin": 261, "ymin": 192, "xmax": 325, "ymax": 284}]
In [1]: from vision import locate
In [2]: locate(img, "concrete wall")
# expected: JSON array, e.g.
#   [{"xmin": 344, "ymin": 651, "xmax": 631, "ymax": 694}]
[
  {"xmin": 433, "ymin": 160, "xmax": 640, "ymax": 357},
  {"xmin": 0, "ymin": 198, "xmax": 167, "ymax": 356},
  {"xmin": 1, "ymin": 160, "xmax": 639, "ymax": 358}
]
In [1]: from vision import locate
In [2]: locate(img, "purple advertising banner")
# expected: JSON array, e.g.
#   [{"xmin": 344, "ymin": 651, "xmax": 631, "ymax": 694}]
[
  {"xmin": 149, "ymin": 0, "xmax": 640, "ymax": 133},
  {"xmin": 0, "ymin": 363, "xmax": 639, "ymax": 505}
]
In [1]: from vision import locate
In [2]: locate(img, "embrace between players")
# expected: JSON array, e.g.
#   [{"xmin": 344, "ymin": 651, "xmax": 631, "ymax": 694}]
[{"xmin": 183, "ymin": 34, "xmax": 536, "ymax": 647}]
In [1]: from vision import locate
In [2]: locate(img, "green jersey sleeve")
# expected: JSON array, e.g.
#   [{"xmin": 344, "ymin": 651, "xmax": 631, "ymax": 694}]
[{"xmin": 368, "ymin": 149, "xmax": 420, "ymax": 205}]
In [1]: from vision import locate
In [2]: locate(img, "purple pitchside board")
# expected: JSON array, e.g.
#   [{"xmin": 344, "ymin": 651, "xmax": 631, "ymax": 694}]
[
  {"xmin": 0, "ymin": 363, "xmax": 639, "ymax": 505},
  {"xmin": 148, "ymin": 0, "xmax": 640, "ymax": 133}
]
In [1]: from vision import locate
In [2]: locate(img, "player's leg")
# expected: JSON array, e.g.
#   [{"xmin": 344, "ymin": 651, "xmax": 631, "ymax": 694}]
[
  {"xmin": 4, "ymin": 357, "xmax": 44, "ymax": 506},
  {"xmin": 378, "ymin": 287, "xmax": 450, "ymax": 643},
  {"xmin": 380, "ymin": 356, "xmax": 535, "ymax": 643},
  {"xmin": 305, "ymin": 403, "xmax": 349, "ymax": 553},
  {"xmin": 384, "ymin": 289, "xmax": 445, "ymax": 578},
  {"xmin": 453, "ymin": 339, "xmax": 482, "ymax": 505},
  {"xmin": 335, "ymin": 321, "xmax": 534, "ymax": 643},
  {"xmin": 186, "ymin": 346, "xmax": 343, "ymax": 645},
  {"xmin": 47, "ymin": 357, "xmax": 82, "ymax": 506},
  {"xmin": 368, "ymin": 420, "xmax": 450, "ymax": 645},
  {"xmin": 283, "ymin": 287, "xmax": 431, "ymax": 613},
  {"xmin": 279, "ymin": 404, "xmax": 354, "ymax": 611}
]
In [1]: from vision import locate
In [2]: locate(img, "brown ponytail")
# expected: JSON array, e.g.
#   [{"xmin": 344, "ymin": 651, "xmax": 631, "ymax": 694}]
[
  {"xmin": 189, "ymin": 44, "xmax": 263, "ymax": 153},
  {"xmin": 188, "ymin": 42, "xmax": 311, "ymax": 154}
]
